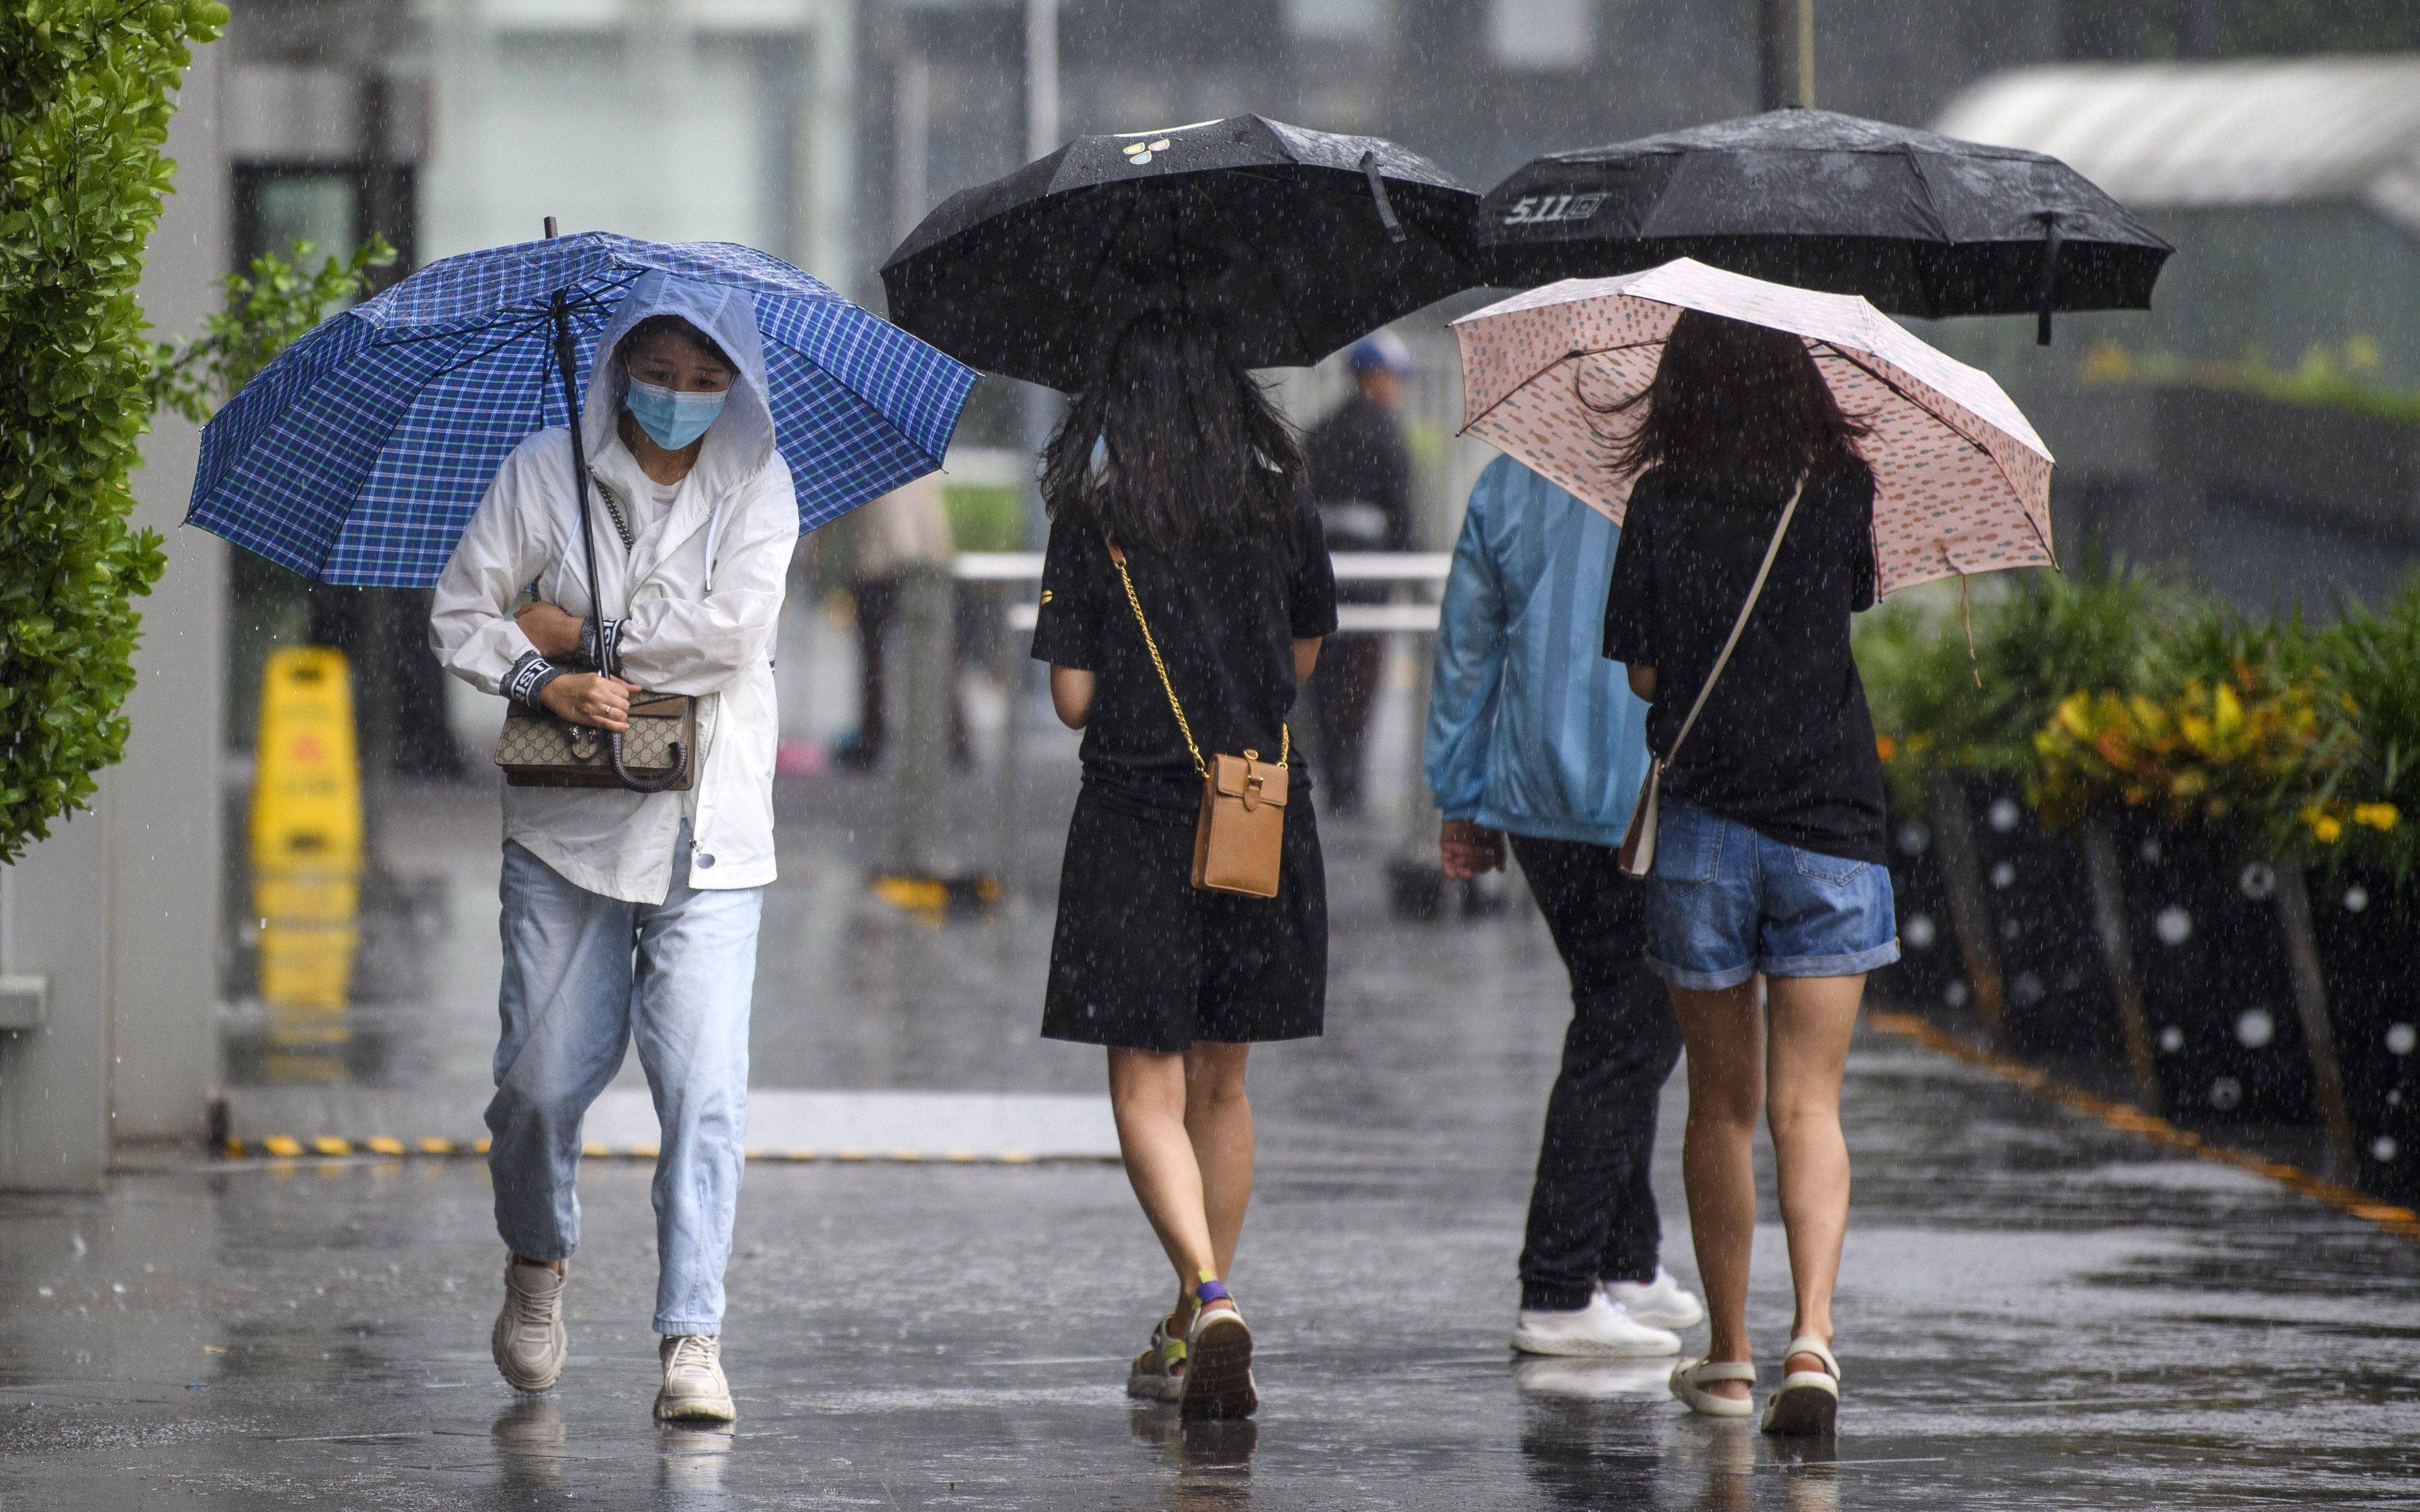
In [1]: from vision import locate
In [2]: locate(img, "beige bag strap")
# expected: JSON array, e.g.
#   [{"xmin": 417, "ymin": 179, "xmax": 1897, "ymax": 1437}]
[
  {"xmin": 1658, "ymin": 474, "xmax": 1807, "ymax": 772},
  {"xmin": 1104, "ymin": 541, "xmax": 1287, "ymax": 777}
]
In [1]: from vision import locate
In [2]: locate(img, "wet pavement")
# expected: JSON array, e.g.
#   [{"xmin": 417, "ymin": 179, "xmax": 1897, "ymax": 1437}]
[{"xmin": 10, "ymin": 705, "xmax": 2420, "ymax": 1507}]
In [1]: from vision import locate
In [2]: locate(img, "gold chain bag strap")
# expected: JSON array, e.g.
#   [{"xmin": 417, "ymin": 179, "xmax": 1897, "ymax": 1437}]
[
  {"xmin": 1618, "ymin": 474, "xmax": 1806, "ymax": 878},
  {"xmin": 1107, "ymin": 543, "xmax": 1289, "ymax": 898}
]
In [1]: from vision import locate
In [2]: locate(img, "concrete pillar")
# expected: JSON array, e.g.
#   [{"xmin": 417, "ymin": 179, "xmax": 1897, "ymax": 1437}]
[
  {"xmin": 109, "ymin": 35, "xmax": 231, "ymax": 1146},
  {"xmin": 0, "ymin": 37, "xmax": 229, "ymax": 1184},
  {"xmin": 798, "ymin": 0, "xmax": 859, "ymax": 291}
]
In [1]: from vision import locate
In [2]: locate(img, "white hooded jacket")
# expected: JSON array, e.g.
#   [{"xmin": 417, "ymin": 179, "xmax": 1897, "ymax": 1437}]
[{"xmin": 431, "ymin": 272, "xmax": 800, "ymax": 903}]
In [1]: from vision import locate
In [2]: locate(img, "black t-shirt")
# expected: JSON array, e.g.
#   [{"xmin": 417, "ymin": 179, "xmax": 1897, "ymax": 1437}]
[
  {"xmin": 1601, "ymin": 460, "xmax": 1888, "ymax": 865},
  {"xmin": 1032, "ymin": 508, "xmax": 1339, "ymax": 811}
]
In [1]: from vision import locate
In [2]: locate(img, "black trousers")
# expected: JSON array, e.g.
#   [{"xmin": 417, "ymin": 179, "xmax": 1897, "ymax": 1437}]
[{"xmin": 1510, "ymin": 834, "xmax": 1683, "ymax": 1312}]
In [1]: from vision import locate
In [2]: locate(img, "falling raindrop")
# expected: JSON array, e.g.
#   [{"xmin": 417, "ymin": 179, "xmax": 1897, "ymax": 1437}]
[
  {"xmin": 2012, "ymin": 971, "xmax": 2044, "ymax": 1007},
  {"xmin": 2238, "ymin": 864, "xmax": 2275, "ymax": 901},
  {"xmin": 2158, "ymin": 1025, "xmax": 2185, "ymax": 1052},
  {"xmin": 2140, "ymin": 837, "xmax": 2162, "ymax": 864},
  {"xmin": 1896, "ymin": 822, "xmax": 1931, "ymax": 856},
  {"xmin": 1904, "ymin": 914, "xmax": 1936, "ymax": 949},
  {"xmin": 1989, "ymin": 861, "xmax": 2016, "ymax": 889},
  {"xmin": 2000, "ymin": 917, "xmax": 2020, "ymax": 941},
  {"xmin": 1988, "ymin": 798, "xmax": 2020, "ymax": 832},
  {"xmin": 2208, "ymin": 1077, "xmax": 2243, "ymax": 1111},
  {"xmin": 2235, "ymin": 1009, "xmax": 2274, "ymax": 1048},
  {"xmin": 2155, "ymin": 906, "xmax": 2193, "ymax": 945},
  {"xmin": 1944, "ymin": 980, "xmax": 1971, "ymax": 1008},
  {"xmin": 2387, "ymin": 1023, "xmax": 2416, "ymax": 1056},
  {"xmin": 2343, "ymin": 885, "xmax": 2370, "ymax": 913},
  {"xmin": 2373, "ymin": 1136, "xmax": 2400, "ymax": 1163}
]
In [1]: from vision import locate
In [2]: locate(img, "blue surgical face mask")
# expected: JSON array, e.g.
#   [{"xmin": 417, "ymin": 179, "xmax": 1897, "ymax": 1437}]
[{"xmin": 625, "ymin": 376, "xmax": 727, "ymax": 450}]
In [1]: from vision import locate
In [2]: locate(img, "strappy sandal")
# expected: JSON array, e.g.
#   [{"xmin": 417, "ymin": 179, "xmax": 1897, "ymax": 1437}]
[
  {"xmin": 1669, "ymin": 1357, "xmax": 1757, "ymax": 1418},
  {"xmin": 1179, "ymin": 1278, "xmax": 1257, "ymax": 1420},
  {"xmin": 1126, "ymin": 1316, "xmax": 1186, "ymax": 1404},
  {"xmin": 1759, "ymin": 1336, "xmax": 1840, "ymax": 1437}
]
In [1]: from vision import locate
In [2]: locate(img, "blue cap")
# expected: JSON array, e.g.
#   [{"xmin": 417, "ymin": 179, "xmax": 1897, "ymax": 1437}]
[{"xmin": 1345, "ymin": 330, "xmax": 1413, "ymax": 376}]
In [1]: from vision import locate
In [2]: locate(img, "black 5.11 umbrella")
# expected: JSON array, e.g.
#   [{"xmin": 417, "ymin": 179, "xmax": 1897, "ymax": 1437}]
[
  {"xmin": 881, "ymin": 115, "xmax": 1476, "ymax": 391},
  {"xmin": 1477, "ymin": 109, "xmax": 2171, "ymax": 342}
]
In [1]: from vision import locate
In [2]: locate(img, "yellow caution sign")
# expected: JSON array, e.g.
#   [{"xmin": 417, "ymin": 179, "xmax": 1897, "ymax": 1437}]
[{"xmin": 251, "ymin": 648, "xmax": 364, "ymax": 1011}]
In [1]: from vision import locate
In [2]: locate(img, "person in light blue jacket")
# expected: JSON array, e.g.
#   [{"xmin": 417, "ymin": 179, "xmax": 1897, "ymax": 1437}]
[{"xmin": 1424, "ymin": 454, "xmax": 1704, "ymax": 1359}]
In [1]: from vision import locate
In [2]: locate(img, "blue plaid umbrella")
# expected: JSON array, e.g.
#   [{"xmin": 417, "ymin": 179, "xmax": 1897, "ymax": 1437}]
[{"xmin": 185, "ymin": 232, "xmax": 979, "ymax": 586}]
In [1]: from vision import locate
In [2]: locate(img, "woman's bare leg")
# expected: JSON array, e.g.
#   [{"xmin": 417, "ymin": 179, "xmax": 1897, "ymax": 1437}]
[
  {"xmin": 1183, "ymin": 1042, "xmax": 1254, "ymax": 1296},
  {"xmin": 1671, "ymin": 980, "xmax": 1765, "ymax": 1400},
  {"xmin": 1108, "ymin": 1048, "xmax": 1220, "ymax": 1325},
  {"xmin": 1763, "ymin": 973, "xmax": 1864, "ymax": 1376}
]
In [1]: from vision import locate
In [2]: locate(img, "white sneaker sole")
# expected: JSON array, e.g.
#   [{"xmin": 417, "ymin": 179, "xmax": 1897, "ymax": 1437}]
[
  {"xmin": 654, "ymin": 1388, "xmax": 737, "ymax": 1423},
  {"xmin": 1510, "ymin": 1326, "xmax": 1682, "ymax": 1359}
]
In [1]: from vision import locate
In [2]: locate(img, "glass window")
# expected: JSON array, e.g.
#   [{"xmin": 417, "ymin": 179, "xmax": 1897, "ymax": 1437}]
[
  {"xmin": 1287, "ymin": 0, "xmax": 1382, "ymax": 41},
  {"xmin": 1488, "ymin": 0, "xmax": 1598, "ymax": 70}
]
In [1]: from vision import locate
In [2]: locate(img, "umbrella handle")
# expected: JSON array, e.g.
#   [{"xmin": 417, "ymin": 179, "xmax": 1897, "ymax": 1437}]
[
  {"xmin": 1360, "ymin": 150, "xmax": 1408, "ymax": 246},
  {"xmin": 2036, "ymin": 212, "xmax": 2062, "ymax": 347}
]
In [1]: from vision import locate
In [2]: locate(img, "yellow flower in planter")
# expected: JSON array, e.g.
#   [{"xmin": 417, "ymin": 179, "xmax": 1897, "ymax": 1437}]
[
  {"xmin": 2354, "ymin": 802, "xmax": 2401, "ymax": 831},
  {"xmin": 2313, "ymin": 815, "xmax": 2345, "ymax": 843}
]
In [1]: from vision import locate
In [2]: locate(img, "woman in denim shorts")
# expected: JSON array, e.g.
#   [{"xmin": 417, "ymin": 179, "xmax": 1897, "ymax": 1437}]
[{"xmin": 1600, "ymin": 310, "xmax": 1898, "ymax": 1436}]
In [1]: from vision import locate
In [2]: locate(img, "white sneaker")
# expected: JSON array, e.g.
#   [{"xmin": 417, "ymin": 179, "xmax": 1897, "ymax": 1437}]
[
  {"xmin": 655, "ymin": 1334, "xmax": 736, "ymax": 1423},
  {"xmin": 1603, "ymin": 1267, "xmax": 1705, "ymax": 1330},
  {"xmin": 491, "ymin": 1259, "xmax": 569, "ymax": 1392},
  {"xmin": 1511, "ymin": 1292, "xmax": 1682, "ymax": 1358}
]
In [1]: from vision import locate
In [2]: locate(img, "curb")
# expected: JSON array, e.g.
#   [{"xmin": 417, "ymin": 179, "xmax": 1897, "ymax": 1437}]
[
  {"xmin": 217, "ymin": 1137, "xmax": 1109, "ymax": 1166},
  {"xmin": 1867, "ymin": 1011, "xmax": 2420, "ymax": 1241}
]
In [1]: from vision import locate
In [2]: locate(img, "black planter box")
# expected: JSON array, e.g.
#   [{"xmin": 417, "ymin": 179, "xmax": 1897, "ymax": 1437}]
[
  {"xmin": 1873, "ymin": 796, "xmax": 1961, "ymax": 1014},
  {"xmin": 2306, "ymin": 867, "xmax": 2420, "ymax": 1203},
  {"xmin": 2111, "ymin": 815, "xmax": 2317, "ymax": 1126},
  {"xmin": 1961, "ymin": 780, "xmax": 2122, "ymax": 1066}
]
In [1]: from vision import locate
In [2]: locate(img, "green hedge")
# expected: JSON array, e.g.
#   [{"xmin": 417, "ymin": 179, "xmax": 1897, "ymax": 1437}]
[{"xmin": 0, "ymin": 0, "xmax": 228, "ymax": 863}]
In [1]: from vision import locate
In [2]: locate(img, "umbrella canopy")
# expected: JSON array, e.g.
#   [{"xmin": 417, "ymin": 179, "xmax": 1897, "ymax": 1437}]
[
  {"xmin": 1454, "ymin": 257, "xmax": 2054, "ymax": 597},
  {"xmin": 880, "ymin": 115, "xmax": 1476, "ymax": 391},
  {"xmin": 1475, "ymin": 108, "xmax": 2171, "ymax": 336},
  {"xmin": 187, "ymin": 232, "xmax": 978, "ymax": 586}
]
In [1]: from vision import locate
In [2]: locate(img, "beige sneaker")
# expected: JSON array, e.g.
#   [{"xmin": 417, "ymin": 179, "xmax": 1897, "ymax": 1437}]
[
  {"xmin": 655, "ymin": 1334, "xmax": 736, "ymax": 1423},
  {"xmin": 491, "ymin": 1259, "xmax": 569, "ymax": 1392}
]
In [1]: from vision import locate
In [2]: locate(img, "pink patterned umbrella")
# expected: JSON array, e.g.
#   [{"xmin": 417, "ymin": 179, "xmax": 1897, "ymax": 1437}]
[{"xmin": 1452, "ymin": 257, "xmax": 2055, "ymax": 595}]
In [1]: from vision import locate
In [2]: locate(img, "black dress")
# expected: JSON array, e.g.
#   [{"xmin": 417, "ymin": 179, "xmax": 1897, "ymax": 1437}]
[{"xmin": 1030, "ymin": 510, "xmax": 1339, "ymax": 1052}]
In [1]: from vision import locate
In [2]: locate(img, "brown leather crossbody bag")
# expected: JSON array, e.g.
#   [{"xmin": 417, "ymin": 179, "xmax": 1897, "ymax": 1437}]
[{"xmin": 1106, "ymin": 543, "xmax": 1288, "ymax": 899}]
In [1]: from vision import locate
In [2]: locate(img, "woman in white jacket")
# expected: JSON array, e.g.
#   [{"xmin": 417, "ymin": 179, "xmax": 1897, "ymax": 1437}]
[{"xmin": 430, "ymin": 271, "xmax": 798, "ymax": 1423}]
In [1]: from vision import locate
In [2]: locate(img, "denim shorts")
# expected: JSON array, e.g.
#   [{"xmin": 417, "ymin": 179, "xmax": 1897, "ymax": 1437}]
[{"xmin": 1642, "ymin": 802, "xmax": 1900, "ymax": 990}]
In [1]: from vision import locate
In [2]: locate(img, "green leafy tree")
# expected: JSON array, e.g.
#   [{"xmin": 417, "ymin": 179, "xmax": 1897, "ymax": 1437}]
[
  {"xmin": 0, "ymin": 0, "xmax": 228, "ymax": 863},
  {"xmin": 152, "ymin": 235, "xmax": 394, "ymax": 423}
]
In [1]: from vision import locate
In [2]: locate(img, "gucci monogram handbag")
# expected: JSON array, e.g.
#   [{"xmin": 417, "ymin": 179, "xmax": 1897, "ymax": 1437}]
[
  {"xmin": 1107, "ymin": 543, "xmax": 1288, "ymax": 899},
  {"xmin": 497, "ymin": 687, "xmax": 695, "ymax": 789},
  {"xmin": 491, "ymin": 310, "xmax": 694, "ymax": 794}
]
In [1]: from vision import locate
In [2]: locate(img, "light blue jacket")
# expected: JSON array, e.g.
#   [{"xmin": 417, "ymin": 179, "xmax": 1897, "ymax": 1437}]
[{"xmin": 1423, "ymin": 456, "xmax": 1654, "ymax": 848}]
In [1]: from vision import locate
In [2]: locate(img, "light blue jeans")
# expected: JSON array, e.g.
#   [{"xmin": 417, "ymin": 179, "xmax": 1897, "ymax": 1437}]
[{"xmin": 487, "ymin": 825, "xmax": 761, "ymax": 1336}]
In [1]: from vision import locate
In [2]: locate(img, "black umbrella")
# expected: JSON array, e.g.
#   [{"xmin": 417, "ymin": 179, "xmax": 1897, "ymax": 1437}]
[
  {"xmin": 880, "ymin": 115, "xmax": 1476, "ymax": 391},
  {"xmin": 1475, "ymin": 108, "xmax": 2172, "ymax": 342}
]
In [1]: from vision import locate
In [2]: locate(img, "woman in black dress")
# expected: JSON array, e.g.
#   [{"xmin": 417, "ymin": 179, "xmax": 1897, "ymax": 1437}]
[{"xmin": 1030, "ymin": 311, "xmax": 1337, "ymax": 1420}]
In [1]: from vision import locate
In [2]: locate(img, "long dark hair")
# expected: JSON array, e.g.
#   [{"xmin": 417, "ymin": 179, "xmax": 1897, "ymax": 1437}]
[
  {"xmin": 1040, "ymin": 311, "xmax": 1305, "ymax": 554},
  {"xmin": 1602, "ymin": 310, "xmax": 1868, "ymax": 499}
]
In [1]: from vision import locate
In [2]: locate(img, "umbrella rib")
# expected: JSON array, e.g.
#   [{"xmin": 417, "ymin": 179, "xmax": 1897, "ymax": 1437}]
[{"xmin": 1811, "ymin": 341, "xmax": 2054, "ymax": 565}]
